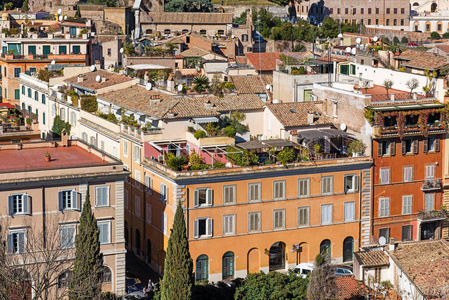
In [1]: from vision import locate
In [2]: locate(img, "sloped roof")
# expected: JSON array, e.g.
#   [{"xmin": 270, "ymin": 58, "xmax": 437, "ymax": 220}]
[
  {"xmin": 267, "ymin": 102, "xmax": 332, "ymax": 128},
  {"xmin": 435, "ymin": 44, "xmax": 449, "ymax": 54},
  {"xmin": 335, "ymin": 276, "xmax": 364, "ymax": 300},
  {"xmin": 388, "ymin": 240, "xmax": 449, "ymax": 297},
  {"xmin": 180, "ymin": 46, "xmax": 214, "ymax": 58},
  {"xmin": 354, "ymin": 250, "xmax": 389, "ymax": 267},
  {"xmin": 246, "ymin": 52, "xmax": 282, "ymax": 71},
  {"xmin": 403, "ymin": 54, "xmax": 449, "ymax": 70},
  {"xmin": 231, "ymin": 76, "xmax": 265, "ymax": 94},
  {"xmin": 148, "ymin": 12, "xmax": 233, "ymax": 24},
  {"xmin": 65, "ymin": 70, "xmax": 133, "ymax": 91}
]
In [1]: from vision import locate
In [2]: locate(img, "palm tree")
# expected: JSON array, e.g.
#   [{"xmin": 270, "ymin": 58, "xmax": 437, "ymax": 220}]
[{"xmin": 192, "ymin": 76, "xmax": 210, "ymax": 93}]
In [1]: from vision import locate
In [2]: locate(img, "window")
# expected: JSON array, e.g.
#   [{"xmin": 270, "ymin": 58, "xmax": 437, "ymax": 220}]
[
  {"xmin": 380, "ymin": 168, "xmax": 390, "ymax": 184},
  {"xmin": 426, "ymin": 164, "xmax": 435, "ymax": 183},
  {"xmin": 42, "ymin": 94, "xmax": 45, "ymax": 104},
  {"xmin": 58, "ymin": 190, "xmax": 78, "ymax": 210},
  {"xmin": 82, "ymin": 132, "xmax": 87, "ymax": 142},
  {"xmin": 100, "ymin": 141, "xmax": 104, "ymax": 151},
  {"xmin": 107, "ymin": 48, "xmax": 111, "ymax": 56},
  {"xmin": 393, "ymin": 8, "xmax": 397, "ymax": 14},
  {"xmin": 401, "ymin": 19, "xmax": 404, "ymax": 26},
  {"xmin": 386, "ymin": 8, "xmax": 390, "ymax": 14},
  {"xmin": 321, "ymin": 204, "xmax": 333, "ymax": 224},
  {"xmin": 379, "ymin": 228, "xmax": 390, "ymax": 241},
  {"xmin": 14, "ymin": 67, "xmax": 20, "ymax": 78},
  {"xmin": 248, "ymin": 183, "xmax": 261, "ymax": 202},
  {"xmin": 60, "ymin": 107, "xmax": 65, "ymax": 120},
  {"xmin": 242, "ymin": 34, "xmax": 248, "ymax": 42},
  {"xmin": 368, "ymin": 8, "xmax": 372, "ymax": 14},
  {"xmin": 30, "ymin": 67, "xmax": 36, "ymax": 74},
  {"xmin": 345, "ymin": 8, "xmax": 348, "ymax": 14},
  {"xmin": 393, "ymin": 19, "xmax": 397, "ymax": 26},
  {"xmin": 59, "ymin": 45, "xmax": 67, "ymax": 54},
  {"xmin": 376, "ymin": 19, "xmax": 379, "ymax": 25},
  {"xmin": 223, "ymin": 214, "xmax": 236, "ymax": 235},
  {"xmin": 273, "ymin": 180, "xmax": 285, "ymax": 199},
  {"xmin": 352, "ymin": 8, "xmax": 356, "ymax": 14},
  {"xmin": 321, "ymin": 176, "xmax": 333, "ymax": 195},
  {"xmin": 344, "ymin": 202, "xmax": 356, "ymax": 221},
  {"xmin": 297, "ymin": 207, "xmax": 309, "ymax": 227},
  {"xmin": 196, "ymin": 255, "xmax": 209, "ymax": 280},
  {"xmin": 146, "ymin": 203, "xmax": 152, "ymax": 224},
  {"xmin": 59, "ymin": 225, "xmax": 75, "ymax": 249},
  {"xmin": 337, "ymin": 8, "xmax": 340, "ymax": 14},
  {"xmin": 379, "ymin": 198, "xmax": 390, "ymax": 217},
  {"xmin": 402, "ymin": 139, "xmax": 417, "ymax": 155},
  {"xmin": 90, "ymin": 136, "xmax": 96, "ymax": 146},
  {"xmin": 58, "ymin": 271, "xmax": 72, "ymax": 288},
  {"xmin": 223, "ymin": 185, "xmax": 236, "ymax": 204},
  {"xmin": 8, "ymin": 193, "xmax": 29, "ymax": 215},
  {"xmin": 22, "ymin": 86, "xmax": 25, "ymax": 95},
  {"xmin": 134, "ymin": 145, "xmax": 141, "ymax": 163},
  {"xmin": 379, "ymin": 140, "xmax": 395, "ymax": 156},
  {"xmin": 7, "ymin": 230, "xmax": 26, "ymax": 254},
  {"xmin": 98, "ymin": 221, "xmax": 111, "ymax": 244},
  {"xmin": 217, "ymin": 30, "xmax": 224, "ymax": 35},
  {"xmin": 194, "ymin": 188, "xmax": 212, "ymax": 206},
  {"xmin": 425, "ymin": 194, "xmax": 435, "ymax": 211},
  {"xmin": 273, "ymin": 209, "xmax": 285, "ymax": 230},
  {"xmin": 42, "ymin": 112, "xmax": 45, "ymax": 125},
  {"xmin": 34, "ymin": 91, "xmax": 38, "ymax": 101},
  {"xmin": 320, "ymin": 239, "xmax": 331, "ymax": 256},
  {"xmin": 403, "ymin": 166, "xmax": 413, "ymax": 182},
  {"xmin": 14, "ymin": 89, "xmax": 19, "ymax": 100},
  {"xmin": 194, "ymin": 217, "xmax": 213, "ymax": 238},
  {"xmin": 28, "ymin": 88, "xmax": 31, "ymax": 98},
  {"xmin": 402, "ymin": 195, "xmax": 413, "ymax": 215},
  {"xmin": 162, "ymin": 212, "xmax": 168, "ymax": 235},
  {"xmin": 145, "ymin": 174, "xmax": 152, "ymax": 193},
  {"xmin": 298, "ymin": 178, "xmax": 310, "ymax": 197},
  {"xmin": 95, "ymin": 186, "xmax": 109, "ymax": 207},
  {"xmin": 343, "ymin": 236, "xmax": 354, "ymax": 262},
  {"xmin": 160, "ymin": 183, "xmax": 168, "ymax": 202},
  {"xmin": 52, "ymin": 104, "xmax": 56, "ymax": 116},
  {"xmin": 123, "ymin": 140, "xmax": 128, "ymax": 157},
  {"xmin": 402, "ymin": 225, "xmax": 412, "ymax": 241},
  {"xmin": 113, "ymin": 147, "xmax": 117, "ymax": 158},
  {"xmin": 135, "ymin": 196, "xmax": 141, "ymax": 217},
  {"xmin": 368, "ymin": 19, "xmax": 371, "ymax": 25},
  {"xmin": 73, "ymin": 45, "xmax": 81, "ymax": 54},
  {"xmin": 102, "ymin": 266, "xmax": 112, "ymax": 283},
  {"xmin": 344, "ymin": 175, "xmax": 359, "ymax": 193},
  {"xmin": 361, "ymin": 8, "xmax": 364, "ymax": 14},
  {"xmin": 200, "ymin": 29, "xmax": 206, "ymax": 35},
  {"xmin": 135, "ymin": 170, "xmax": 141, "ymax": 188},
  {"xmin": 70, "ymin": 111, "xmax": 76, "ymax": 125},
  {"xmin": 222, "ymin": 251, "xmax": 234, "ymax": 280},
  {"xmin": 248, "ymin": 212, "xmax": 261, "ymax": 232},
  {"xmin": 425, "ymin": 137, "xmax": 440, "ymax": 152}
]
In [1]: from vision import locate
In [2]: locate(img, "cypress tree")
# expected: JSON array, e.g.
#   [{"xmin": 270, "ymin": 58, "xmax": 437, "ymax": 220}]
[
  {"xmin": 75, "ymin": 6, "xmax": 81, "ymax": 18},
  {"xmin": 69, "ymin": 192, "xmax": 103, "ymax": 300},
  {"xmin": 160, "ymin": 202, "xmax": 194, "ymax": 300}
]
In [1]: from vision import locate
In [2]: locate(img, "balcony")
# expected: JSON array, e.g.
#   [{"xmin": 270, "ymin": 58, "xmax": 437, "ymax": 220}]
[
  {"xmin": 418, "ymin": 209, "xmax": 447, "ymax": 221},
  {"xmin": 120, "ymin": 122, "xmax": 162, "ymax": 142},
  {"xmin": 421, "ymin": 180, "xmax": 442, "ymax": 191}
]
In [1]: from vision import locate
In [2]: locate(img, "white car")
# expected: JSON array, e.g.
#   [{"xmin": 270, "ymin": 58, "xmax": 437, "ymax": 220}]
[{"xmin": 292, "ymin": 263, "xmax": 315, "ymax": 278}]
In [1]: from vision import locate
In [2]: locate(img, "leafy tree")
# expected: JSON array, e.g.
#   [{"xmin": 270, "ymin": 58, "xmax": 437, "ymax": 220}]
[
  {"xmin": 21, "ymin": 0, "xmax": 29, "ymax": 12},
  {"xmin": 320, "ymin": 17, "xmax": 339, "ymax": 39},
  {"xmin": 222, "ymin": 126, "xmax": 237, "ymax": 137},
  {"xmin": 122, "ymin": 41, "xmax": 135, "ymax": 55},
  {"xmin": 69, "ymin": 193, "xmax": 103, "ymax": 299},
  {"xmin": 160, "ymin": 202, "xmax": 194, "ymax": 300},
  {"xmin": 226, "ymin": 146, "xmax": 259, "ymax": 166},
  {"xmin": 406, "ymin": 78, "xmax": 419, "ymax": 96},
  {"xmin": 165, "ymin": 0, "xmax": 212, "ymax": 12},
  {"xmin": 233, "ymin": 11, "xmax": 247, "ymax": 26},
  {"xmin": 430, "ymin": 31, "xmax": 441, "ymax": 39},
  {"xmin": 52, "ymin": 115, "xmax": 71, "ymax": 138},
  {"xmin": 165, "ymin": 153, "xmax": 188, "ymax": 171},
  {"xmin": 75, "ymin": 6, "xmax": 81, "ymax": 18},
  {"xmin": 192, "ymin": 76, "xmax": 210, "ymax": 93},
  {"xmin": 276, "ymin": 147, "xmax": 295, "ymax": 166},
  {"xmin": 235, "ymin": 271, "xmax": 308, "ymax": 299},
  {"xmin": 382, "ymin": 79, "xmax": 394, "ymax": 96},
  {"xmin": 307, "ymin": 262, "xmax": 337, "ymax": 300},
  {"xmin": 194, "ymin": 130, "xmax": 206, "ymax": 139},
  {"xmin": 4, "ymin": 2, "xmax": 14, "ymax": 10},
  {"xmin": 401, "ymin": 36, "xmax": 409, "ymax": 44},
  {"xmin": 383, "ymin": 37, "xmax": 390, "ymax": 45},
  {"xmin": 37, "ymin": 69, "xmax": 51, "ymax": 82},
  {"xmin": 393, "ymin": 36, "xmax": 400, "ymax": 45},
  {"xmin": 443, "ymin": 32, "xmax": 449, "ymax": 39},
  {"xmin": 81, "ymin": 96, "xmax": 98, "ymax": 113}
]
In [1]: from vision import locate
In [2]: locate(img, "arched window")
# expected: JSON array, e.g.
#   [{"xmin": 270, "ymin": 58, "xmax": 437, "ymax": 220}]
[
  {"xmin": 145, "ymin": 29, "xmax": 153, "ymax": 35},
  {"xmin": 27, "ymin": 88, "xmax": 31, "ymax": 98},
  {"xmin": 320, "ymin": 239, "xmax": 331, "ymax": 257},
  {"xmin": 82, "ymin": 132, "xmax": 87, "ymax": 142},
  {"xmin": 22, "ymin": 86, "xmax": 25, "ymax": 95},
  {"xmin": 58, "ymin": 270, "xmax": 72, "ymax": 288},
  {"xmin": 102, "ymin": 266, "xmax": 112, "ymax": 283},
  {"xmin": 164, "ymin": 29, "xmax": 171, "ymax": 35},
  {"xmin": 222, "ymin": 251, "xmax": 234, "ymax": 279},
  {"xmin": 196, "ymin": 254, "xmax": 208, "ymax": 280},
  {"xmin": 34, "ymin": 91, "xmax": 38, "ymax": 101},
  {"xmin": 413, "ymin": 2, "xmax": 419, "ymax": 5},
  {"xmin": 343, "ymin": 237, "xmax": 354, "ymax": 262},
  {"xmin": 182, "ymin": 29, "xmax": 189, "ymax": 34},
  {"xmin": 147, "ymin": 239, "xmax": 152, "ymax": 263},
  {"xmin": 136, "ymin": 229, "xmax": 141, "ymax": 255}
]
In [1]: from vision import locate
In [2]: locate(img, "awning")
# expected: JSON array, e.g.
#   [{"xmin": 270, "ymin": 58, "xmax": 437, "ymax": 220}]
[
  {"xmin": 127, "ymin": 64, "xmax": 172, "ymax": 71},
  {"xmin": 193, "ymin": 117, "xmax": 219, "ymax": 123},
  {"xmin": 298, "ymin": 128, "xmax": 350, "ymax": 140},
  {"xmin": 237, "ymin": 140, "xmax": 267, "ymax": 150},
  {"xmin": 260, "ymin": 139, "xmax": 296, "ymax": 148}
]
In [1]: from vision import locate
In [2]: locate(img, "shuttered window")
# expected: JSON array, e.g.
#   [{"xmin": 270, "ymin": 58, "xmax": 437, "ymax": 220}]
[
  {"xmin": 146, "ymin": 203, "xmax": 152, "ymax": 224},
  {"xmin": 95, "ymin": 186, "xmax": 109, "ymax": 207},
  {"xmin": 344, "ymin": 202, "xmax": 356, "ymax": 221},
  {"xmin": 273, "ymin": 209, "xmax": 285, "ymax": 230},
  {"xmin": 380, "ymin": 168, "xmax": 390, "ymax": 184},
  {"xmin": 8, "ymin": 193, "xmax": 30, "ymax": 215},
  {"xmin": 248, "ymin": 212, "xmax": 261, "ymax": 232},
  {"xmin": 98, "ymin": 221, "xmax": 111, "ymax": 244},
  {"xmin": 248, "ymin": 183, "xmax": 261, "ymax": 202},
  {"xmin": 402, "ymin": 225, "xmax": 412, "ymax": 241},
  {"xmin": 426, "ymin": 164, "xmax": 435, "ymax": 182},
  {"xmin": 298, "ymin": 178, "xmax": 310, "ymax": 197},
  {"xmin": 321, "ymin": 176, "xmax": 333, "ymax": 195},
  {"xmin": 194, "ymin": 218, "xmax": 213, "ymax": 238},
  {"xmin": 403, "ymin": 166, "xmax": 413, "ymax": 182},
  {"xmin": 59, "ymin": 190, "xmax": 78, "ymax": 210},
  {"xmin": 379, "ymin": 198, "xmax": 390, "ymax": 217},
  {"xmin": 344, "ymin": 175, "xmax": 359, "ymax": 193},
  {"xmin": 7, "ymin": 231, "xmax": 25, "ymax": 254},
  {"xmin": 145, "ymin": 174, "xmax": 153, "ymax": 193},
  {"xmin": 425, "ymin": 194, "xmax": 435, "ymax": 212},
  {"xmin": 273, "ymin": 181, "xmax": 285, "ymax": 200},
  {"xmin": 223, "ymin": 214, "xmax": 236, "ymax": 235},
  {"xmin": 223, "ymin": 185, "xmax": 236, "ymax": 204},
  {"xmin": 59, "ymin": 225, "xmax": 76, "ymax": 248},
  {"xmin": 297, "ymin": 207, "xmax": 309, "ymax": 227},
  {"xmin": 194, "ymin": 188, "xmax": 213, "ymax": 206},
  {"xmin": 321, "ymin": 204, "xmax": 333, "ymax": 224},
  {"xmin": 402, "ymin": 195, "xmax": 412, "ymax": 215}
]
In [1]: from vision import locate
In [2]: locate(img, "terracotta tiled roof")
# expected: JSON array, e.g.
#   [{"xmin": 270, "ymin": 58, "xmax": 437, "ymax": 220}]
[
  {"xmin": 395, "ymin": 49, "xmax": 423, "ymax": 60},
  {"xmin": 180, "ymin": 46, "xmax": 222, "ymax": 58},
  {"xmin": 267, "ymin": 102, "xmax": 332, "ymax": 127},
  {"xmin": 336, "ymin": 276, "xmax": 364, "ymax": 300},
  {"xmin": 403, "ymin": 54, "xmax": 449, "ymax": 70},
  {"xmin": 148, "ymin": 12, "xmax": 233, "ymax": 24},
  {"xmin": 354, "ymin": 250, "xmax": 389, "ymax": 267},
  {"xmin": 235, "ymin": 56, "xmax": 247, "ymax": 64},
  {"xmin": 231, "ymin": 76, "xmax": 265, "ymax": 94},
  {"xmin": 389, "ymin": 240, "xmax": 449, "ymax": 296},
  {"xmin": 261, "ymin": 74, "xmax": 273, "ymax": 86},
  {"xmin": 246, "ymin": 52, "xmax": 282, "ymax": 71},
  {"xmin": 65, "ymin": 70, "xmax": 133, "ymax": 91},
  {"xmin": 436, "ymin": 44, "xmax": 449, "ymax": 54}
]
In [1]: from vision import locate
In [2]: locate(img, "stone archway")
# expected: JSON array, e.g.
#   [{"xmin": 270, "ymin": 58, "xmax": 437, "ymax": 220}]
[
  {"xmin": 247, "ymin": 248, "xmax": 260, "ymax": 274},
  {"xmin": 269, "ymin": 241, "xmax": 286, "ymax": 271},
  {"xmin": 297, "ymin": 242, "xmax": 309, "ymax": 264}
]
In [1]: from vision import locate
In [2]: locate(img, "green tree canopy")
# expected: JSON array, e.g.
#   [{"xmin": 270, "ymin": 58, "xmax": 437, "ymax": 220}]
[
  {"xmin": 51, "ymin": 115, "xmax": 71, "ymax": 138},
  {"xmin": 165, "ymin": 0, "xmax": 212, "ymax": 12}
]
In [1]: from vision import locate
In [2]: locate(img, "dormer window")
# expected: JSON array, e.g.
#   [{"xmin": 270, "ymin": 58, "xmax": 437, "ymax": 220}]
[{"xmin": 383, "ymin": 116, "xmax": 397, "ymax": 128}]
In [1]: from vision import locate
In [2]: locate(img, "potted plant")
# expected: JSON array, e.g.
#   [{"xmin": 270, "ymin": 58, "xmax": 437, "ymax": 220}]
[{"xmin": 45, "ymin": 152, "xmax": 51, "ymax": 162}]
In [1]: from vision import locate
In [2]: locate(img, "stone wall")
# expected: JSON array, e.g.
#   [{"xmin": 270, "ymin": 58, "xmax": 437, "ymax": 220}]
[
  {"xmin": 213, "ymin": 4, "xmax": 287, "ymax": 18},
  {"xmin": 364, "ymin": 27, "xmax": 429, "ymax": 42}
]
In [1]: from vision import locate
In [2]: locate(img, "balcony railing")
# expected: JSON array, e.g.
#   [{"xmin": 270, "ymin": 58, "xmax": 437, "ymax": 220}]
[
  {"xmin": 421, "ymin": 180, "xmax": 442, "ymax": 191},
  {"xmin": 418, "ymin": 209, "xmax": 447, "ymax": 221}
]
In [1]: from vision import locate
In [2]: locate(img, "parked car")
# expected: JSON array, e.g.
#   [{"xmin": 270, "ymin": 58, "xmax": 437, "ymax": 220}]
[
  {"xmin": 335, "ymin": 266, "xmax": 353, "ymax": 276},
  {"xmin": 408, "ymin": 42, "xmax": 418, "ymax": 47},
  {"xmin": 292, "ymin": 263, "xmax": 315, "ymax": 278}
]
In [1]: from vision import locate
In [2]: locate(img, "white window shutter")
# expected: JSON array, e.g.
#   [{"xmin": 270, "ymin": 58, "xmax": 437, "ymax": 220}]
[
  {"xmin": 194, "ymin": 219, "xmax": 199, "ymax": 238},
  {"xmin": 72, "ymin": 190, "xmax": 78, "ymax": 210},
  {"xmin": 106, "ymin": 186, "xmax": 110, "ymax": 206},
  {"xmin": 354, "ymin": 176, "xmax": 359, "ymax": 192},
  {"xmin": 160, "ymin": 183, "xmax": 164, "ymax": 201},
  {"xmin": 18, "ymin": 232, "xmax": 25, "ymax": 253},
  {"xmin": 8, "ymin": 196, "xmax": 12, "ymax": 215},
  {"xmin": 206, "ymin": 189, "xmax": 213, "ymax": 206},
  {"xmin": 7, "ymin": 234, "xmax": 12, "ymax": 253},
  {"xmin": 58, "ymin": 192, "xmax": 63, "ymax": 210},
  {"xmin": 207, "ymin": 218, "xmax": 213, "ymax": 237},
  {"xmin": 194, "ymin": 190, "xmax": 199, "ymax": 207},
  {"xmin": 232, "ymin": 187, "xmax": 236, "ymax": 203},
  {"xmin": 23, "ymin": 194, "xmax": 29, "ymax": 214}
]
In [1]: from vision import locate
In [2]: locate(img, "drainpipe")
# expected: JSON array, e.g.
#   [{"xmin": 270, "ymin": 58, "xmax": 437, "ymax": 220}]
[
  {"xmin": 358, "ymin": 170, "xmax": 362, "ymax": 250},
  {"xmin": 42, "ymin": 185, "xmax": 46, "ymax": 249},
  {"xmin": 186, "ymin": 187, "xmax": 190, "ymax": 240},
  {"xmin": 371, "ymin": 139, "xmax": 375, "ymax": 245}
]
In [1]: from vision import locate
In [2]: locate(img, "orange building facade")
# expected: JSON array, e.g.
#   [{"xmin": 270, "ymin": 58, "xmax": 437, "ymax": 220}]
[
  {"xmin": 140, "ymin": 156, "xmax": 372, "ymax": 282},
  {"xmin": 371, "ymin": 102, "xmax": 446, "ymax": 244}
]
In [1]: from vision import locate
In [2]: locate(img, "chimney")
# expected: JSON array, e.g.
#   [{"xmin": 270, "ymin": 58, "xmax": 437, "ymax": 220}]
[
  {"xmin": 150, "ymin": 95, "xmax": 161, "ymax": 105},
  {"xmin": 389, "ymin": 238, "xmax": 396, "ymax": 251},
  {"xmin": 61, "ymin": 129, "xmax": 68, "ymax": 147},
  {"xmin": 77, "ymin": 75, "xmax": 84, "ymax": 82},
  {"xmin": 307, "ymin": 111, "xmax": 315, "ymax": 125},
  {"xmin": 101, "ymin": 75, "xmax": 107, "ymax": 82},
  {"xmin": 167, "ymin": 109, "xmax": 175, "ymax": 118},
  {"xmin": 390, "ymin": 93, "xmax": 395, "ymax": 101},
  {"xmin": 413, "ymin": 92, "xmax": 417, "ymax": 100},
  {"xmin": 204, "ymin": 99, "xmax": 212, "ymax": 109}
]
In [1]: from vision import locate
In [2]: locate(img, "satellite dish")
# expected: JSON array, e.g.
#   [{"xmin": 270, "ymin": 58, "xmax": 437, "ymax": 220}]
[
  {"xmin": 338, "ymin": 33, "xmax": 343, "ymax": 38},
  {"xmin": 177, "ymin": 84, "xmax": 183, "ymax": 92},
  {"xmin": 95, "ymin": 75, "xmax": 101, "ymax": 82},
  {"xmin": 231, "ymin": 35, "xmax": 235, "ymax": 39},
  {"xmin": 64, "ymin": 15, "xmax": 67, "ymax": 20},
  {"xmin": 57, "ymin": 8, "xmax": 62, "ymax": 14},
  {"xmin": 373, "ymin": 36, "xmax": 378, "ymax": 42},
  {"xmin": 365, "ymin": 43, "xmax": 369, "ymax": 48},
  {"xmin": 379, "ymin": 236, "xmax": 386, "ymax": 245},
  {"xmin": 340, "ymin": 123, "xmax": 347, "ymax": 131},
  {"xmin": 351, "ymin": 48, "xmax": 357, "ymax": 55},
  {"xmin": 345, "ymin": 47, "xmax": 351, "ymax": 53},
  {"xmin": 146, "ymin": 83, "xmax": 152, "ymax": 91},
  {"xmin": 120, "ymin": 48, "xmax": 124, "ymax": 54},
  {"xmin": 58, "ymin": 15, "xmax": 63, "ymax": 21},
  {"xmin": 51, "ymin": 60, "xmax": 55, "ymax": 65},
  {"xmin": 265, "ymin": 84, "xmax": 271, "ymax": 90},
  {"xmin": 356, "ymin": 37, "xmax": 361, "ymax": 44},
  {"xmin": 90, "ymin": 65, "xmax": 96, "ymax": 72}
]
